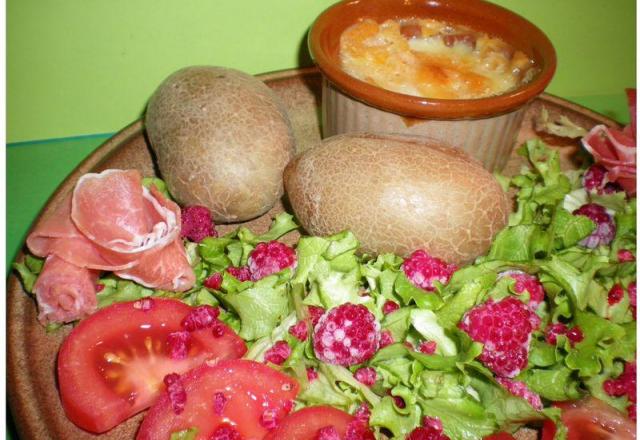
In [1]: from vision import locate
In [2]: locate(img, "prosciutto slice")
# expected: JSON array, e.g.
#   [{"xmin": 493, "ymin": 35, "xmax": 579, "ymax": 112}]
[
  {"xmin": 33, "ymin": 256, "xmax": 100, "ymax": 324},
  {"xmin": 26, "ymin": 169, "xmax": 195, "ymax": 323},
  {"xmin": 582, "ymin": 89, "xmax": 637, "ymax": 196}
]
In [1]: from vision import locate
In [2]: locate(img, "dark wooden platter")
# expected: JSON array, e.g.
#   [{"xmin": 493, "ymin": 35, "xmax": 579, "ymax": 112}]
[{"xmin": 7, "ymin": 67, "xmax": 620, "ymax": 440}]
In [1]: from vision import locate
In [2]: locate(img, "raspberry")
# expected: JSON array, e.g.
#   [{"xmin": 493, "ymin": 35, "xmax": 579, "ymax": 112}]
[
  {"xmin": 313, "ymin": 303, "xmax": 381, "ymax": 366},
  {"xmin": 166, "ymin": 330, "xmax": 191, "ymax": 360},
  {"xmin": 181, "ymin": 305, "xmax": 220, "ymax": 332},
  {"xmin": 248, "ymin": 241, "xmax": 297, "ymax": 281},
  {"xmin": 288, "ymin": 320, "xmax": 309, "ymax": 341},
  {"xmin": 346, "ymin": 404, "xmax": 373, "ymax": 440},
  {"xmin": 318, "ymin": 426, "xmax": 341, "ymax": 440},
  {"xmin": 618, "ymin": 249, "xmax": 636, "ymax": 262},
  {"xmin": 354, "ymin": 367, "xmax": 377, "ymax": 386},
  {"xmin": 227, "ymin": 266, "xmax": 252, "ymax": 282},
  {"xmin": 209, "ymin": 423, "xmax": 241, "ymax": 440},
  {"xmin": 608, "ymin": 284, "xmax": 625, "ymax": 305},
  {"xmin": 402, "ymin": 250, "xmax": 457, "ymax": 292},
  {"xmin": 211, "ymin": 322, "xmax": 226, "ymax": 338},
  {"xmin": 459, "ymin": 297, "xmax": 540, "ymax": 377},
  {"xmin": 181, "ymin": 205, "xmax": 217, "ymax": 243},
  {"xmin": 629, "ymin": 282, "xmax": 637, "ymax": 317},
  {"xmin": 163, "ymin": 373, "xmax": 187, "ymax": 415},
  {"xmin": 212, "ymin": 392, "xmax": 227, "ymax": 416},
  {"xmin": 573, "ymin": 203, "xmax": 616, "ymax": 248},
  {"xmin": 306, "ymin": 367, "xmax": 319, "ymax": 382},
  {"xmin": 308, "ymin": 305, "xmax": 325, "ymax": 326},
  {"xmin": 604, "ymin": 361, "xmax": 636, "ymax": 420},
  {"xmin": 406, "ymin": 416, "xmax": 449, "ymax": 440},
  {"xmin": 566, "ymin": 326, "xmax": 584, "ymax": 345},
  {"xmin": 418, "ymin": 340, "xmax": 437, "ymax": 354},
  {"xmin": 582, "ymin": 164, "xmax": 607, "ymax": 193},
  {"xmin": 379, "ymin": 330, "xmax": 394, "ymax": 348},
  {"xmin": 496, "ymin": 377, "xmax": 543, "ymax": 410},
  {"xmin": 264, "ymin": 340, "xmax": 291, "ymax": 365},
  {"xmin": 382, "ymin": 300, "xmax": 400, "ymax": 314},
  {"xmin": 384, "ymin": 389, "xmax": 407, "ymax": 408},
  {"xmin": 204, "ymin": 272, "xmax": 223, "ymax": 290},
  {"xmin": 95, "ymin": 284, "xmax": 105, "ymax": 293},
  {"xmin": 545, "ymin": 323, "xmax": 568, "ymax": 345},
  {"xmin": 354, "ymin": 403, "xmax": 371, "ymax": 423},
  {"xmin": 500, "ymin": 271, "xmax": 545, "ymax": 310}
]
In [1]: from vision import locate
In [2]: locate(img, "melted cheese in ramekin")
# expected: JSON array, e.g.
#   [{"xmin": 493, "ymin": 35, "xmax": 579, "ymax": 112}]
[{"xmin": 340, "ymin": 18, "xmax": 537, "ymax": 100}]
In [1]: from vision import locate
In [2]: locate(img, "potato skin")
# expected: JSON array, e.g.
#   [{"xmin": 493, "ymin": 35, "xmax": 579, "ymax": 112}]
[
  {"xmin": 284, "ymin": 133, "xmax": 510, "ymax": 264},
  {"xmin": 146, "ymin": 66, "xmax": 295, "ymax": 222}
]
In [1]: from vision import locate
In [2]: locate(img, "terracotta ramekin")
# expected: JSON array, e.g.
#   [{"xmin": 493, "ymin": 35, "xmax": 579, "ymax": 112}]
[{"xmin": 308, "ymin": 0, "xmax": 557, "ymax": 171}]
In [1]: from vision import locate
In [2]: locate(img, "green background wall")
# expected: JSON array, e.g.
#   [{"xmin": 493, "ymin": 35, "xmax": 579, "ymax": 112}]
[{"xmin": 7, "ymin": 0, "xmax": 637, "ymax": 143}]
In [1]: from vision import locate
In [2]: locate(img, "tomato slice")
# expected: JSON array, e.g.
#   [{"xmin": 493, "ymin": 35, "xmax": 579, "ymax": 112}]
[
  {"xmin": 541, "ymin": 397, "xmax": 636, "ymax": 440},
  {"xmin": 137, "ymin": 359, "xmax": 300, "ymax": 440},
  {"xmin": 57, "ymin": 298, "xmax": 247, "ymax": 433},
  {"xmin": 263, "ymin": 405, "xmax": 355, "ymax": 439}
]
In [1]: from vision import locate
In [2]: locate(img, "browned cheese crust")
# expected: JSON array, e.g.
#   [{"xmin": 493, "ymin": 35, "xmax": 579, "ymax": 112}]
[
  {"xmin": 145, "ymin": 66, "xmax": 295, "ymax": 223},
  {"xmin": 284, "ymin": 133, "xmax": 510, "ymax": 264}
]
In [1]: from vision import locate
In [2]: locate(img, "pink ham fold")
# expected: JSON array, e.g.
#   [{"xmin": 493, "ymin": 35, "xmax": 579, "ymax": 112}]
[
  {"xmin": 582, "ymin": 89, "xmax": 637, "ymax": 196},
  {"xmin": 33, "ymin": 256, "xmax": 100, "ymax": 324},
  {"xmin": 26, "ymin": 169, "xmax": 195, "ymax": 323}
]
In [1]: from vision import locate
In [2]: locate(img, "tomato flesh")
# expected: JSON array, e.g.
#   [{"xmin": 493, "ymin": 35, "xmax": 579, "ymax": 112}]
[
  {"xmin": 263, "ymin": 405, "xmax": 355, "ymax": 439},
  {"xmin": 484, "ymin": 433, "xmax": 516, "ymax": 440},
  {"xmin": 137, "ymin": 359, "xmax": 300, "ymax": 440},
  {"xmin": 57, "ymin": 298, "xmax": 246, "ymax": 433},
  {"xmin": 541, "ymin": 397, "xmax": 637, "ymax": 440}
]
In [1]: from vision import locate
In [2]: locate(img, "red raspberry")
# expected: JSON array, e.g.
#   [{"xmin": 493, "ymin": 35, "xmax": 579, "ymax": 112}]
[
  {"xmin": 95, "ymin": 284, "xmax": 105, "ymax": 293},
  {"xmin": 308, "ymin": 305, "xmax": 325, "ymax": 327},
  {"xmin": 166, "ymin": 330, "xmax": 191, "ymax": 360},
  {"xmin": 204, "ymin": 272, "xmax": 223, "ymax": 290},
  {"xmin": 545, "ymin": 322, "xmax": 568, "ymax": 345},
  {"xmin": 226, "ymin": 266, "xmax": 251, "ymax": 282},
  {"xmin": 629, "ymin": 281, "xmax": 637, "ymax": 317},
  {"xmin": 288, "ymin": 320, "xmax": 309, "ymax": 341},
  {"xmin": 418, "ymin": 340, "xmax": 437, "ymax": 354},
  {"xmin": 402, "ymin": 250, "xmax": 457, "ymax": 292},
  {"xmin": 313, "ymin": 303, "xmax": 380, "ymax": 366},
  {"xmin": 459, "ymin": 297, "xmax": 540, "ymax": 377},
  {"xmin": 163, "ymin": 373, "xmax": 187, "ymax": 415},
  {"xmin": 566, "ymin": 326, "xmax": 584, "ymax": 345},
  {"xmin": 354, "ymin": 403, "xmax": 371, "ymax": 423},
  {"xmin": 318, "ymin": 426, "xmax": 341, "ymax": 440},
  {"xmin": 354, "ymin": 367, "xmax": 377, "ymax": 386},
  {"xmin": 496, "ymin": 377, "xmax": 543, "ymax": 410},
  {"xmin": 618, "ymin": 249, "xmax": 636, "ymax": 262},
  {"xmin": 582, "ymin": 164, "xmax": 608, "ymax": 193},
  {"xmin": 382, "ymin": 300, "xmax": 400, "ymax": 314},
  {"xmin": 181, "ymin": 205, "xmax": 217, "ymax": 243},
  {"xmin": 248, "ymin": 241, "xmax": 297, "ymax": 281},
  {"xmin": 573, "ymin": 203, "xmax": 616, "ymax": 248},
  {"xmin": 608, "ymin": 284, "xmax": 625, "ymax": 305},
  {"xmin": 209, "ymin": 422, "xmax": 242, "ymax": 440},
  {"xmin": 379, "ymin": 330, "xmax": 394, "ymax": 348},
  {"xmin": 345, "ymin": 417, "xmax": 374, "ymax": 440},
  {"xmin": 500, "ymin": 271, "xmax": 545, "ymax": 310},
  {"xmin": 306, "ymin": 367, "xmax": 319, "ymax": 382},
  {"xmin": 181, "ymin": 305, "xmax": 220, "ymax": 332},
  {"xmin": 604, "ymin": 361, "xmax": 636, "ymax": 420},
  {"xmin": 264, "ymin": 340, "xmax": 291, "ymax": 365},
  {"xmin": 211, "ymin": 322, "xmax": 226, "ymax": 338},
  {"xmin": 406, "ymin": 416, "xmax": 449, "ymax": 440},
  {"xmin": 212, "ymin": 392, "xmax": 227, "ymax": 416}
]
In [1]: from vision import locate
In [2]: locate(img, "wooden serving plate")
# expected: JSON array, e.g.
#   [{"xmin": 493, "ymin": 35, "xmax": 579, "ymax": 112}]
[{"xmin": 7, "ymin": 67, "xmax": 620, "ymax": 440}]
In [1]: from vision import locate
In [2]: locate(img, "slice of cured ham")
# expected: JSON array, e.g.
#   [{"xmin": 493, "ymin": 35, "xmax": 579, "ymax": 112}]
[
  {"xmin": 115, "ymin": 238, "xmax": 195, "ymax": 292},
  {"xmin": 582, "ymin": 89, "xmax": 637, "ymax": 196},
  {"xmin": 33, "ymin": 255, "xmax": 100, "ymax": 324},
  {"xmin": 25, "ymin": 169, "xmax": 196, "ymax": 322},
  {"xmin": 71, "ymin": 169, "xmax": 180, "ymax": 255}
]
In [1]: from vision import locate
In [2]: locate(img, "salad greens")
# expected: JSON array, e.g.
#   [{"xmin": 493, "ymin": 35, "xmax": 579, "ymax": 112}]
[{"xmin": 15, "ymin": 139, "xmax": 636, "ymax": 439}]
